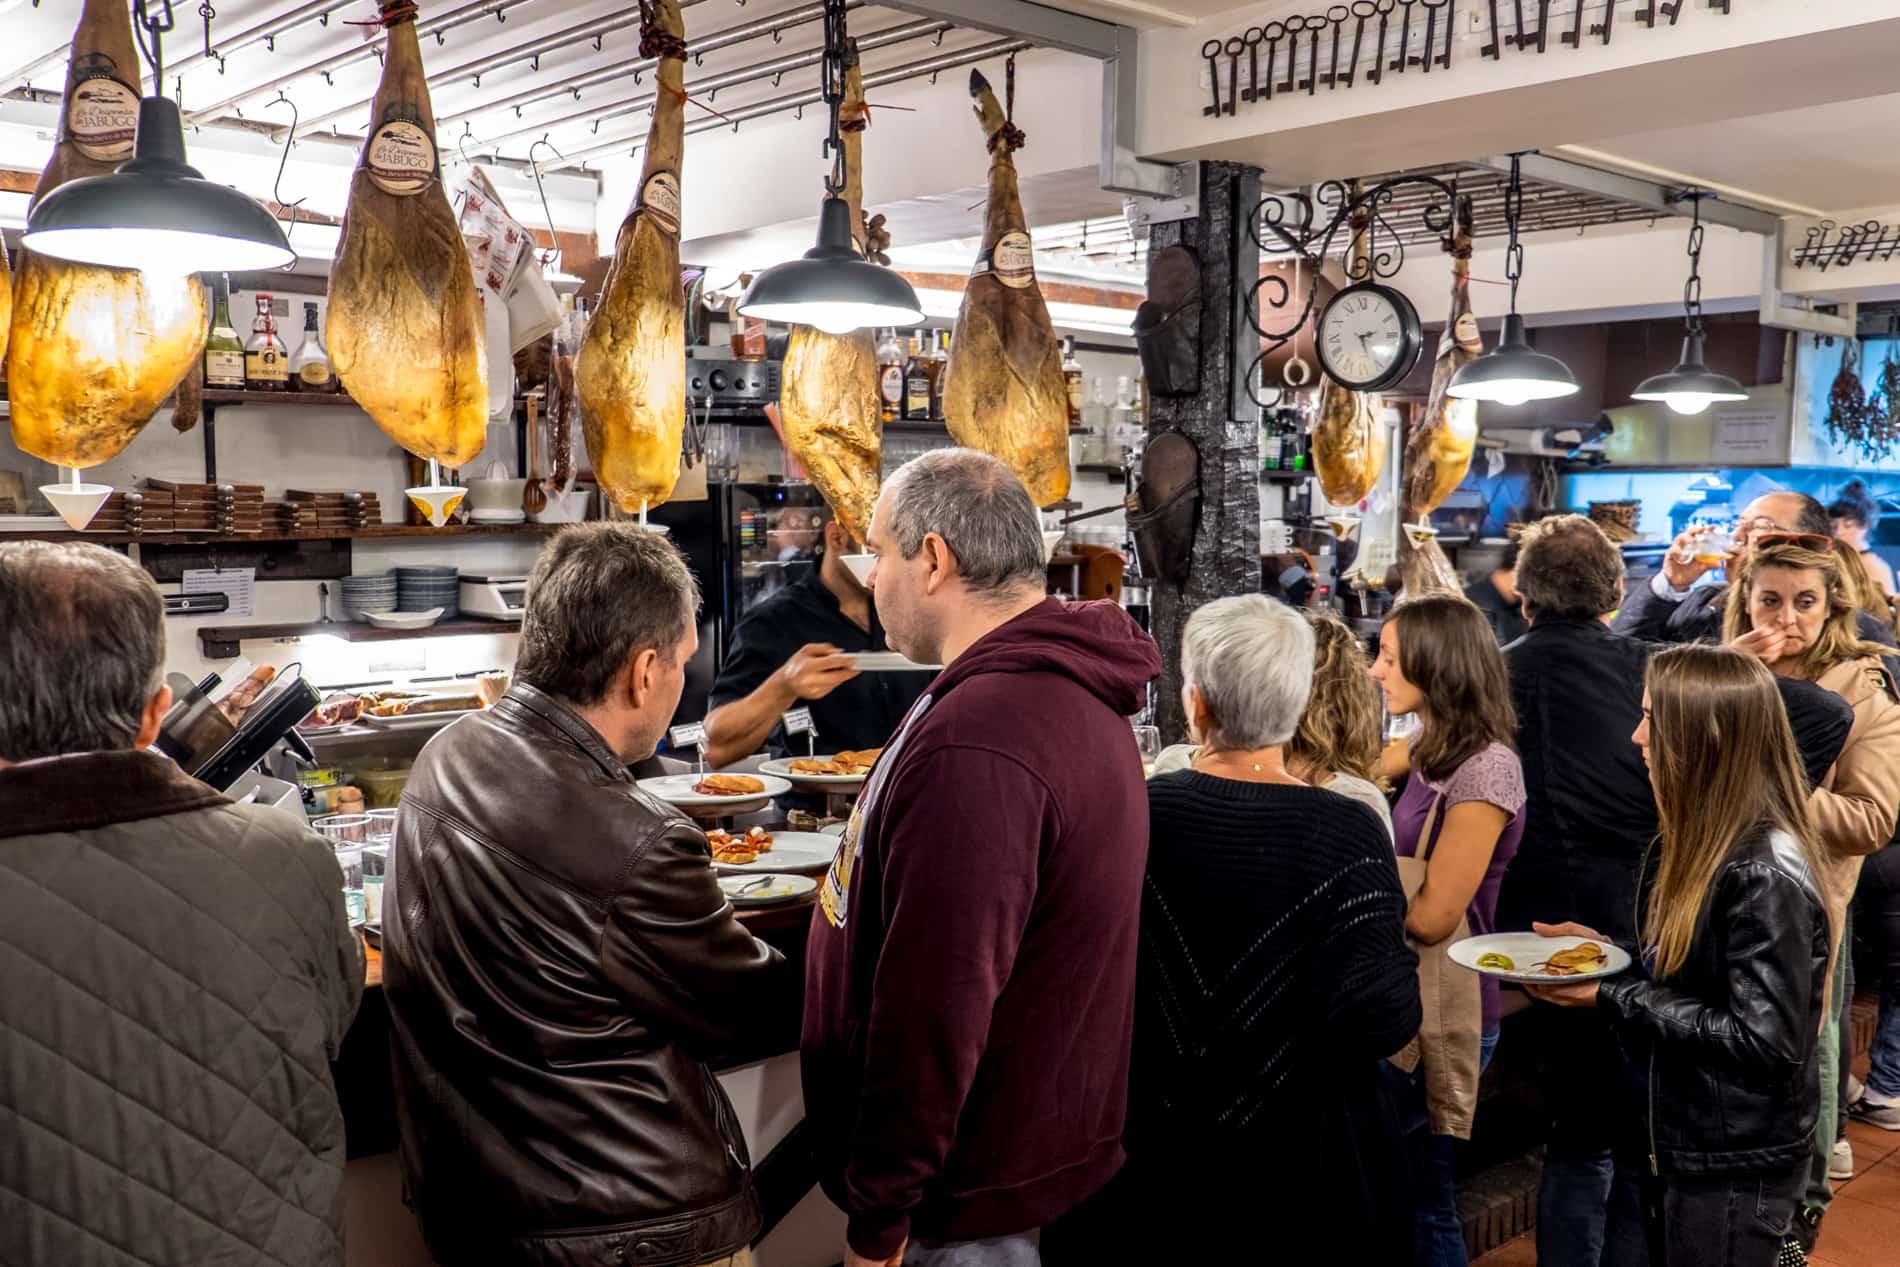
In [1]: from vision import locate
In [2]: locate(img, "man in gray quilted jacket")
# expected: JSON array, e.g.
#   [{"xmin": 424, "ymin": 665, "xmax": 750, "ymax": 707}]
[{"xmin": 0, "ymin": 541, "xmax": 363, "ymax": 1267}]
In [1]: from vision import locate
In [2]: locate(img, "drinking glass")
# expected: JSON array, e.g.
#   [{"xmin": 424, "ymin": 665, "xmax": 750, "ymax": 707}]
[
  {"xmin": 313, "ymin": 814, "xmax": 373, "ymax": 846},
  {"xmin": 1132, "ymin": 724, "xmax": 1162, "ymax": 777}
]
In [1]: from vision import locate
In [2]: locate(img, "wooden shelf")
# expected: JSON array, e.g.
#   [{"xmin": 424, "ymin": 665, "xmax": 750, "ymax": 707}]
[
  {"xmin": 199, "ymin": 616, "xmax": 519, "ymax": 658},
  {"xmin": 1260, "ymin": 468, "xmax": 1312, "ymax": 484},
  {"xmin": 2, "ymin": 522, "xmax": 564, "ymax": 546},
  {"xmin": 202, "ymin": 389, "xmax": 365, "ymax": 409}
]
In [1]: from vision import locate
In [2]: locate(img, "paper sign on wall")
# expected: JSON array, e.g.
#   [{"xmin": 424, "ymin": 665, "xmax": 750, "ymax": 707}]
[
  {"xmin": 182, "ymin": 568, "xmax": 255, "ymax": 618},
  {"xmin": 1711, "ymin": 407, "xmax": 1786, "ymax": 464}
]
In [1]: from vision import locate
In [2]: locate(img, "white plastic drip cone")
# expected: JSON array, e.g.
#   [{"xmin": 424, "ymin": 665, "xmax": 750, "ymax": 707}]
[
  {"xmin": 405, "ymin": 486, "xmax": 465, "ymax": 528},
  {"xmin": 42, "ymin": 482, "xmax": 113, "ymax": 531},
  {"xmin": 1326, "ymin": 515, "xmax": 1361, "ymax": 540}
]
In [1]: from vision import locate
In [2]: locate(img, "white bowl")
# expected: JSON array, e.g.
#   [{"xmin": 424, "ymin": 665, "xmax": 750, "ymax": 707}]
[
  {"xmin": 529, "ymin": 488, "xmax": 591, "ymax": 524},
  {"xmin": 841, "ymin": 553, "xmax": 877, "ymax": 587},
  {"xmin": 365, "ymin": 607, "xmax": 445, "ymax": 630}
]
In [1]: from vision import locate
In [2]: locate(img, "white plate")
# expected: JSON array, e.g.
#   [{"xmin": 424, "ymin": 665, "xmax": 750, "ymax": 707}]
[
  {"xmin": 820, "ymin": 822, "xmax": 848, "ymax": 837},
  {"xmin": 365, "ymin": 607, "xmax": 445, "ymax": 630},
  {"xmin": 1447, "ymin": 933, "xmax": 1632, "ymax": 985},
  {"xmin": 710, "ymin": 832, "xmax": 839, "ymax": 875},
  {"xmin": 358, "ymin": 706, "xmax": 483, "ymax": 730},
  {"xmin": 758, "ymin": 757, "xmax": 871, "ymax": 788},
  {"xmin": 636, "ymin": 772, "xmax": 793, "ymax": 811},
  {"xmin": 719, "ymin": 873, "xmax": 818, "ymax": 907},
  {"xmin": 845, "ymin": 651, "xmax": 940, "ymax": 672}
]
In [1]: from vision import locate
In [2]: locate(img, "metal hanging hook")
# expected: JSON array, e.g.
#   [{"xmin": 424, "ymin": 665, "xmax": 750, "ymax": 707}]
[
  {"xmin": 528, "ymin": 138, "xmax": 564, "ymax": 268},
  {"xmin": 264, "ymin": 92, "xmax": 305, "ymax": 268},
  {"xmin": 457, "ymin": 121, "xmax": 479, "ymax": 168}
]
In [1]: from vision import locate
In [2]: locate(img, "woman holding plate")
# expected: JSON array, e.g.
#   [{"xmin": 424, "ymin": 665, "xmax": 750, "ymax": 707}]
[{"xmin": 1529, "ymin": 645, "xmax": 1831, "ymax": 1267}]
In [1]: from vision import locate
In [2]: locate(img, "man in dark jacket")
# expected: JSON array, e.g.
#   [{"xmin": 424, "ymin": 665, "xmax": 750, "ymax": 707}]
[
  {"xmin": 803, "ymin": 449, "xmax": 1162, "ymax": 1267},
  {"xmin": 1499, "ymin": 515, "xmax": 1852, "ymax": 1267},
  {"xmin": 1612, "ymin": 489, "xmax": 1898, "ymax": 650},
  {"xmin": 385, "ymin": 524, "xmax": 796, "ymax": 1267},
  {"xmin": 0, "ymin": 541, "xmax": 362, "ymax": 1267}
]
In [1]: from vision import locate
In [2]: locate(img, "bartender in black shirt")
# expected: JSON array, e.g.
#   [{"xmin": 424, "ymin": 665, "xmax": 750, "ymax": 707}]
[{"xmin": 703, "ymin": 508, "xmax": 929, "ymax": 768}]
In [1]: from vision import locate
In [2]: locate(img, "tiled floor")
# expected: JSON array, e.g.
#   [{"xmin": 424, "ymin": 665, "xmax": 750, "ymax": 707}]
[{"xmin": 1474, "ymin": 1065, "xmax": 1900, "ymax": 1266}]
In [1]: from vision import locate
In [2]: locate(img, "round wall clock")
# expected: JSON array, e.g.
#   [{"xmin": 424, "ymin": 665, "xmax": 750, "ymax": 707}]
[{"xmin": 1316, "ymin": 281, "xmax": 1424, "ymax": 392}]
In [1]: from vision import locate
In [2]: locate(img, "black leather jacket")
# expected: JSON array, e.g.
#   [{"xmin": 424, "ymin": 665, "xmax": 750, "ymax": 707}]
[
  {"xmin": 1597, "ymin": 825, "xmax": 1830, "ymax": 1177},
  {"xmin": 384, "ymin": 684, "xmax": 798, "ymax": 1267}
]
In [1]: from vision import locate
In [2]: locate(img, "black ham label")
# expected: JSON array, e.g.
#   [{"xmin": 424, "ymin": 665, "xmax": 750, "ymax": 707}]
[
  {"xmin": 366, "ymin": 120, "xmax": 437, "ymax": 196},
  {"xmin": 642, "ymin": 172, "xmax": 682, "ymax": 237},
  {"xmin": 972, "ymin": 230, "xmax": 1035, "ymax": 289},
  {"xmin": 66, "ymin": 61, "xmax": 139, "ymax": 163}
]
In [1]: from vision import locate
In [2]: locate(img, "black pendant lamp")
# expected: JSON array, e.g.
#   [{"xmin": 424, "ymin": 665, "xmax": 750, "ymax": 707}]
[
  {"xmin": 1447, "ymin": 154, "xmax": 1579, "ymax": 407},
  {"xmin": 737, "ymin": 0, "xmax": 922, "ymax": 334},
  {"xmin": 1631, "ymin": 192, "xmax": 1747, "ymax": 416},
  {"xmin": 24, "ymin": 0, "xmax": 294, "ymax": 274}
]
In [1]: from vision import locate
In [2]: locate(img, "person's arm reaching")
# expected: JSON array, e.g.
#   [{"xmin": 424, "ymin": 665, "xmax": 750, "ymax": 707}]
[
  {"xmin": 838, "ymin": 746, "xmax": 1050, "ymax": 1262},
  {"xmin": 704, "ymin": 642, "xmax": 860, "ymax": 768},
  {"xmin": 599, "ymin": 819, "xmax": 799, "ymax": 1060}
]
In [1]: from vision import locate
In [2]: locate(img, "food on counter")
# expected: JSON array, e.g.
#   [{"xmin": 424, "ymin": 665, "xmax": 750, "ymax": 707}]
[
  {"xmin": 1312, "ymin": 209, "xmax": 1386, "ymax": 510},
  {"xmin": 695, "ymin": 773, "xmax": 766, "ymax": 797},
  {"xmin": 708, "ymin": 826, "xmax": 773, "ymax": 864},
  {"xmin": 942, "ymin": 69, "xmax": 1071, "ymax": 509},
  {"xmin": 8, "ymin": 0, "xmax": 208, "ymax": 469},
  {"xmin": 789, "ymin": 748, "xmax": 881, "ymax": 776},
  {"xmin": 577, "ymin": 0, "xmax": 687, "ymax": 511},
  {"xmin": 1400, "ymin": 195, "xmax": 1478, "ymax": 598},
  {"xmin": 1536, "ymin": 942, "xmax": 1610, "ymax": 977},
  {"xmin": 779, "ymin": 40, "xmax": 882, "ymax": 546},
  {"xmin": 304, "ymin": 693, "xmax": 365, "ymax": 728},
  {"xmin": 326, "ymin": 0, "xmax": 487, "ymax": 469},
  {"xmin": 359, "ymin": 691, "xmax": 482, "ymax": 718}
]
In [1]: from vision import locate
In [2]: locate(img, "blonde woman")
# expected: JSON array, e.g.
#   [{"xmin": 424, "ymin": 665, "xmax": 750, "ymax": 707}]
[
  {"xmin": 1530, "ymin": 645, "xmax": 1830, "ymax": 1267},
  {"xmin": 1833, "ymin": 538, "xmax": 1897, "ymax": 635}
]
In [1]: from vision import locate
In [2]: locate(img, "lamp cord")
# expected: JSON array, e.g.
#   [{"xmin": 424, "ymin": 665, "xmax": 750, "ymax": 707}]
[
  {"xmin": 1502, "ymin": 154, "xmax": 1524, "ymax": 316},
  {"xmin": 821, "ymin": 0, "xmax": 847, "ymax": 197},
  {"xmin": 1683, "ymin": 192, "xmax": 1706, "ymax": 337},
  {"xmin": 132, "ymin": 0, "xmax": 175, "ymax": 97}
]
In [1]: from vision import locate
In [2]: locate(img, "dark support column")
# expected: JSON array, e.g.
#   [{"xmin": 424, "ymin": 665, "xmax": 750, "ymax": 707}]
[{"xmin": 1147, "ymin": 160, "xmax": 1263, "ymax": 743}]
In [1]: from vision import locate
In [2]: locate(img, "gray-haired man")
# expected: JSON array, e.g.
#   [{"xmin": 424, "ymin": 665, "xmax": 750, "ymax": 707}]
[
  {"xmin": 384, "ymin": 522, "xmax": 795, "ymax": 1267},
  {"xmin": 0, "ymin": 541, "xmax": 362, "ymax": 1267},
  {"xmin": 802, "ymin": 450, "xmax": 1162, "ymax": 1267}
]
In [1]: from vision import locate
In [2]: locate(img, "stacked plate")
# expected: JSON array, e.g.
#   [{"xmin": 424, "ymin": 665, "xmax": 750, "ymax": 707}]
[
  {"xmin": 339, "ymin": 573, "xmax": 398, "ymax": 621},
  {"xmin": 397, "ymin": 566, "xmax": 460, "ymax": 617}
]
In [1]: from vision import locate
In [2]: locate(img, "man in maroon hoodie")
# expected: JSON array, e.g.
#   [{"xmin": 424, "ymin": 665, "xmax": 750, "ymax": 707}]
[{"xmin": 803, "ymin": 448, "xmax": 1162, "ymax": 1267}]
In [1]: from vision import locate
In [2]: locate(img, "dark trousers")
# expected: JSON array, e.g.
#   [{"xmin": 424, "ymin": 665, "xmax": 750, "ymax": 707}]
[
  {"xmin": 1655, "ymin": 1166, "xmax": 1805, "ymax": 1267},
  {"xmin": 1859, "ymin": 848, "xmax": 1900, "ymax": 1100}
]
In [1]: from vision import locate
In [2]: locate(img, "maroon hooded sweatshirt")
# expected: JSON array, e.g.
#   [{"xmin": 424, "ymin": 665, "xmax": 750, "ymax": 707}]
[{"xmin": 801, "ymin": 598, "xmax": 1162, "ymax": 1260}]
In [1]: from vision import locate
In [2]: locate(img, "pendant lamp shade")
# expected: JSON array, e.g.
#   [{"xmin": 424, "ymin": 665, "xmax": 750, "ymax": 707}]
[
  {"xmin": 1446, "ymin": 314, "xmax": 1579, "ymax": 407},
  {"xmin": 1631, "ymin": 332, "xmax": 1748, "ymax": 416},
  {"xmin": 24, "ymin": 98, "xmax": 294, "ymax": 274},
  {"xmin": 737, "ymin": 197, "xmax": 923, "ymax": 335}
]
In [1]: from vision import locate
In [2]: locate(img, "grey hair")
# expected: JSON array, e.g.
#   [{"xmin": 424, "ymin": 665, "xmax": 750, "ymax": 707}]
[
  {"xmin": 1182, "ymin": 595, "xmax": 1316, "ymax": 750},
  {"xmin": 0, "ymin": 541, "xmax": 166, "ymax": 761},
  {"xmin": 514, "ymin": 523, "xmax": 701, "ymax": 707},
  {"xmin": 881, "ymin": 448, "xmax": 1045, "ymax": 595}
]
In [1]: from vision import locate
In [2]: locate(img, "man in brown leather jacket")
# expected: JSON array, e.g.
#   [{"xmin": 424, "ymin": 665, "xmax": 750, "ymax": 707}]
[{"xmin": 384, "ymin": 523, "xmax": 797, "ymax": 1267}]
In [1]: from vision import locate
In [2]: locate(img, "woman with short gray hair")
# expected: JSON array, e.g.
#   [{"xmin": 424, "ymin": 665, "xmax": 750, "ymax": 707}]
[{"xmin": 1059, "ymin": 594, "xmax": 1419, "ymax": 1260}]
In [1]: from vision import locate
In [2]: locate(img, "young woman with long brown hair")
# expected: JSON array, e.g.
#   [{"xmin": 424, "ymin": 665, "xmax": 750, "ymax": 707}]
[
  {"xmin": 1370, "ymin": 593, "xmax": 1524, "ymax": 1267},
  {"xmin": 1530, "ymin": 645, "xmax": 1831, "ymax": 1266},
  {"xmin": 1724, "ymin": 537, "xmax": 1900, "ymax": 1238}
]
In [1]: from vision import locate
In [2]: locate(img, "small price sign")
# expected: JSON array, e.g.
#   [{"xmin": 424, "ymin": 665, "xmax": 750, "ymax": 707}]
[
  {"xmin": 668, "ymin": 722, "xmax": 709, "ymax": 770},
  {"xmin": 783, "ymin": 707, "xmax": 819, "ymax": 757}
]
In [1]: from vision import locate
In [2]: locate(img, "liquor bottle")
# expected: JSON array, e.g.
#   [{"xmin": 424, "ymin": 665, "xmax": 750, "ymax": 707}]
[
  {"xmin": 876, "ymin": 328, "xmax": 904, "ymax": 423},
  {"xmin": 904, "ymin": 329, "xmax": 932, "ymax": 421},
  {"xmin": 927, "ymin": 330, "xmax": 950, "ymax": 421},
  {"xmin": 1061, "ymin": 336, "xmax": 1084, "ymax": 428},
  {"xmin": 203, "ymin": 275, "xmax": 246, "ymax": 389},
  {"xmin": 290, "ymin": 302, "xmax": 337, "ymax": 393},
  {"xmin": 244, "ymin": 295, "xmax": 289, "ymax": 392},
  {"xmin": 1081, "ymin": 377, "xmax": 1109, "ymax": 466},
  {"xmin": 1261, "ymin": 411, "xmax": 1285, "ymax": 472}
]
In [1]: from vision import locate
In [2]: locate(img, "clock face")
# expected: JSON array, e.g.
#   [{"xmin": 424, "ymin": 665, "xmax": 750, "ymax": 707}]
[{"xmin": 1318, "ymin": 284, "xmax": 1420, "ymax": 390}]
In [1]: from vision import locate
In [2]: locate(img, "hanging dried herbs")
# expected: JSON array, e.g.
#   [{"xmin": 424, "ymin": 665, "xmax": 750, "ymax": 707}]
[{"xmin": 1824, "ymin": 338, "xmax": 1900, "ymax": 461}]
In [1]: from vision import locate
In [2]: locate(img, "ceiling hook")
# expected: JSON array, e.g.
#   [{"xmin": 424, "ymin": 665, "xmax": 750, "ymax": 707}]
[
  {"xmin": 529, "ymin": 53, "xmax": 539, "ymax": 71},
  {"xmin": 318, "ymin": 10, "xmax": 328, "ymax": 24},
  {"xmin": 772, "ymin": 25, "xmax": 783, "ymax": 43},
  {"xmin": 264, "ymin": 33, "xmax": 274, "ymax": 50},
  {"xmin": 933, "ymin": 28, "xmax": 945, "ymax": 46},
  {"xmin": 264, "ymin": 92, "xmax": 305, "ymax": 268},
  {"xmin": 457, "ymin": 121, "xmax": 479, "ymax": 168},
  {"xmin": 592, "ymin": 33, "xmax": 602, "ymax": 51},
  {"xmin": 772, "ymin": 70, "xmax": 783, "ymax": 86},
  {"xmin": 528, "ymin": 138, "xmax": 564, "ymax": 268},
  {"xmin": 434, "ymin": 29, "xmax": 445, "ymax": 44}
]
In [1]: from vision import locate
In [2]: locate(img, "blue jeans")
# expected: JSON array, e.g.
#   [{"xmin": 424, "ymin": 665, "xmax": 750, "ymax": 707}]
[
  {"xmin": 904, "ymin": 1232, "xmax": 1041, "ymax": 1267},
  {"xmin": 1417, "ymin": 1030, "xmax": 1500, "ymax": 1267}
]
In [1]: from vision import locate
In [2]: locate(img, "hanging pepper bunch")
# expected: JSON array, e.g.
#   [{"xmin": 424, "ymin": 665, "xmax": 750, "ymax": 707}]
[{"xmin": 1827, "ymin": 337, "xmax": 1900, "ymax": 462}]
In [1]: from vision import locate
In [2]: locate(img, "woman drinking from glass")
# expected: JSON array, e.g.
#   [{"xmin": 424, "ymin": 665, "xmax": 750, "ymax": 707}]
[{"xmin": 1529, "ymin": 645, "xmax": 1831, "ymax": 1266}]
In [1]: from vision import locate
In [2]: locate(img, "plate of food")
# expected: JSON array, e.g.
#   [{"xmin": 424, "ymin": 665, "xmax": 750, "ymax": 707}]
[
  {"xmin": 356, "ymin": 690, "xmax": 486, "ymax": 730},
  {"xmin": 636, "ymin": 772, "xmax": 793, "ymax": 814},
  {"xmin": 719, "ymin": 873, "xmax": 819, "ymax": 907},
  {"xmin": 1448, "ymin": 933, "xmax": 1632, "ymax": 985},
  {"xmin": 759, "ymin": 749, "xmax": 882, "ymax": 787},
  {"xmin": 706, "ymin": 828, "xmax": 838, "ymax": 875}
]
